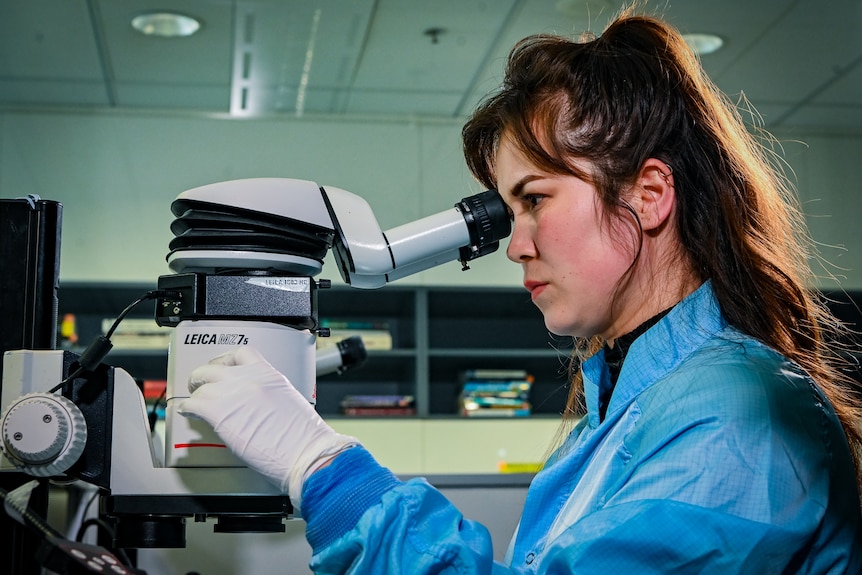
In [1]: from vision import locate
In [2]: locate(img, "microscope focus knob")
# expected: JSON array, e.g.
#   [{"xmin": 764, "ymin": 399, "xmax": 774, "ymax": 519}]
[{"xmin": 0, "ymin": 392, "xmax": 88, "ymax": 477}]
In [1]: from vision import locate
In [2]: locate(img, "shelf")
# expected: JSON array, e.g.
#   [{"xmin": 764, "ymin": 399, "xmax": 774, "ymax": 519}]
[
  {"xmin": 66, "ymin": 347, "xmax": 167, "ymax": 357},
  {"xmin": 57, "ymin": 282, "xmax": 576, "ymax": 418},
  {"xmin": 324, "ymin": 413, "xmax": 564, "ymax": 421},
  {"xmin": 428, "ymin": 349, "xmax": 564, "ymax": 358},
  {"xmin": 365, "ymin": 349, "xmax": 416, "ymax": 357}
]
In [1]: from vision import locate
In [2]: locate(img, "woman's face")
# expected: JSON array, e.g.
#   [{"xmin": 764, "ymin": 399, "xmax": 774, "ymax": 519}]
[{"xmin": 496, "ymin": 135, "xmax": 639, "ymax": 340}]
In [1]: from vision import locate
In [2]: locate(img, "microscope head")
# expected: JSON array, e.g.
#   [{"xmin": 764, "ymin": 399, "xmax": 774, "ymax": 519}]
[
  {"xmin": 164, "ymin": 177, "xmax": 511, "ymax": 288},
  {"xmin": 166, "ymin": 178, "xmax": 336, "ymax": 277}
]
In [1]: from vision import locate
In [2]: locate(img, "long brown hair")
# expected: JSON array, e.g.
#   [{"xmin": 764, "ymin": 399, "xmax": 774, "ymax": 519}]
[{"xmin": 462, "ymin": 9, "xmax": 862, "ymax": 481}]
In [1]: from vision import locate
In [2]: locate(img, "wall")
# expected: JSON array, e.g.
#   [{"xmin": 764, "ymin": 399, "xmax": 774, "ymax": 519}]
[
  {"xmin": 3, "ymin": 109, "xmax": 861, "ymax": 289},
  {"xmin": 0, "ymin": 109, "xmax": 519, "ymax": 287},
  {"xmin": 777, "ymin": 132, "xmax": 862, "ymax": 290}
]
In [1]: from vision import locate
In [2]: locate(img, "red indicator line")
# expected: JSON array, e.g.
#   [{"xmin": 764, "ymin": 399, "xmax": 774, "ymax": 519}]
[{"xmin": 174, "ymin": 443, "xmax": 227, "ymax": 448}]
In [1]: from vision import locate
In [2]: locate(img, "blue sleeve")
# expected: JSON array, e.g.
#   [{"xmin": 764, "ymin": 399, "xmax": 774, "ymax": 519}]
[{"xmin": 302, "ymin": 446, "xmax": 512, "ymax": 574}]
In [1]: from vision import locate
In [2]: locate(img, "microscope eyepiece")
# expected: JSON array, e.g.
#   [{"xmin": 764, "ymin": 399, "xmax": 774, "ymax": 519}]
[{"xmin": 456, "ymin": 189, "xmax": 512, "ymax": 263}]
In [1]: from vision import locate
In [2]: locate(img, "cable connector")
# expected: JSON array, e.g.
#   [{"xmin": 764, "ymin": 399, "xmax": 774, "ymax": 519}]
[
  {"xmin": 147, "ymin": 289, "xmax": 184, "ymax": 300},
  {"xmin": 50, "ymin": 289, "xmax": 181, "ymax": 394},
  {"xmin": 77, "ymin": 336, "xmax": 113, "ymax": 372}
]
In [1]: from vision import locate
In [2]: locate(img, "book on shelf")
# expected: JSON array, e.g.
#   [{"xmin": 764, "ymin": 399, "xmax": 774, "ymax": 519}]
[
  {"xmin": 461, "ymin": 405, "xmax": 532, "ymax": 417},
  {"xmin": 101, "ymin": 318, "xmax": 172, "ymax": 350},
  {"xmin": 142, "ymin": 379, "xmax": 167, "ymax": 401},
  {"xmin": 460, "ymin": 368, "xmax": 533, "ymax": 382},
  {"xmin": 462, "ymin": 395, "xmax": 531, "ymax": 408},
  {"xmin": 317, "ymin": 319, "xmax": 393, "ymax": 351},
  {"xmin": 320, "ymin": 320, "xmax": 390, "ymax": 330},
  {"xmin": 340, "ymin": 394, "xmax": 415, "ymax": 408},
  {"xmin": 341, "ymin": 406, "xmax": 417, "ymax": 417},
  {"xmin": 340, "ymin": 394, "xmax": 415, "ymax": 416},
  {"xmin": 141, "ymin": 379, "xmax": 167, "ymax": 421},
  {"xmin": 497, "ymin": 461, "xmax": 544, "ymax": 473},
  {"xmin": 458, "ymin": 369, "xmax": 534, "ymax": 417},
  {"xmin": 462, "ymin": 380, "xmax": 532, "ymax": 395}
]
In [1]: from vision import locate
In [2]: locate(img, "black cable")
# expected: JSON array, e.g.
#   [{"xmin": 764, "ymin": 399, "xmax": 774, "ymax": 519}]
[
  {"xmin": 104, "ymin": 294, "xmax": 152, "ymax": 339},
  {"xmin": 1, "ymin": 290, "xmax": 181, "ymax": 572},
  {"xmin": 73, "ymin": 487, "xmax": 140, "ymax": 569},
  {"xmin": 48, "ymin": 289, "xmax": 182, "ymax": 394},
  {"xmin": 75, "ymin": 517, "xmax": 115, "ymax": 542},
  {"xmin": 79, "ymin": 487, "xmax": 101, "ymax": 529},
  {"xmin": 49, "ymin": 364, "xmax": 86, "ymax": 395},
  {"xmin": 0, "ymin": 484, "xmax": 64, "ymax": 540},
  {"xmin": 148, "ymin": 387, "xmax": 167, "ymax": 432},
  {"xmin": 75, "ymin": 517, "xmax": 135, "ymax": 568},
  {"xmin": 1, "ymin": 485, "xmax": 136, "ymax": 570}
]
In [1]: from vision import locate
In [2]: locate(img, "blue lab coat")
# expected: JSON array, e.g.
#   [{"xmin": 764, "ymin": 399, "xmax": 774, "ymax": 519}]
[{"xmin": 301, "ymin": 282, "xmax": 862, "ymax": 573}]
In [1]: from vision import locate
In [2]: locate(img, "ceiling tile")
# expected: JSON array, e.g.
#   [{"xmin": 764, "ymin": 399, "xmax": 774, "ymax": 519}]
[
  {"xmin": 0, "ymin": 0, "xmax": 860, "ymax": 135},
  {"xmin": 230, "ymin": 0, "xmax": 375, "ymax": 116},
  {"xmin": 350, "ymin": 0, "xmax": 518, "ymax": 115}
]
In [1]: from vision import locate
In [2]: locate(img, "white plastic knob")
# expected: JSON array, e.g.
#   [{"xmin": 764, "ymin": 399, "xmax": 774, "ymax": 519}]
[{"xmin": 0, "ymin": 392, "xmax": 87, "ymax": 477}]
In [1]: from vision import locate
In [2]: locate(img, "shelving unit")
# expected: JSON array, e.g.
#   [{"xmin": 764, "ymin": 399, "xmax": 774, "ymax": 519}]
[
  {"xmin": 57, "ymin": 282, "xmax": 574, "ymax": 418},
  {"xmin": 318, "ymin": 286, "xmax": 573, "ymax": 417},
  {"xmin": 424, "ymin": 288, "xmax": 572, "ymax": 416}
]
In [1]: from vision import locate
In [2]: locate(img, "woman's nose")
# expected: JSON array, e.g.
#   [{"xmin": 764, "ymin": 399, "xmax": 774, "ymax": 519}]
[{"xmin": 506, "ymin": 220, "xmax": 535, "ymax": 263}]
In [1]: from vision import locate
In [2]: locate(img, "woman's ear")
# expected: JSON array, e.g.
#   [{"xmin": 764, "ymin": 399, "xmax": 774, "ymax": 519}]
[{"xmin": 631, "ymin": 158, "xmax": 675, "ymax": 232}]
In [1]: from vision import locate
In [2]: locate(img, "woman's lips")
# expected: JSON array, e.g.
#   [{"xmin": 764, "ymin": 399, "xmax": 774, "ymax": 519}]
[{"xmin": 524, "ymin": 281, "xmax": 548, "ymax": 299}]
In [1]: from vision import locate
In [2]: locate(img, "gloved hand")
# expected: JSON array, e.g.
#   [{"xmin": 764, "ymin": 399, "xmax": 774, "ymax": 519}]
[{"xmin": 177, "ymin": 346, "xmax": 359, "ymax": 510}]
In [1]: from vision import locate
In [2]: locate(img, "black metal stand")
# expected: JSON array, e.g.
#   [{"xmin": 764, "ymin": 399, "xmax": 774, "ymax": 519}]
[{"xmin": 0, "ymin": 196, "xmax": 62, "ymax": 575}]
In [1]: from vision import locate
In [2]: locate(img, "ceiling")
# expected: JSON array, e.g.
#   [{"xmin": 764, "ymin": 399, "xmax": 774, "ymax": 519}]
[{"xmin": 1, "ymin": 0, "xmax": 861, "ymax": 133}]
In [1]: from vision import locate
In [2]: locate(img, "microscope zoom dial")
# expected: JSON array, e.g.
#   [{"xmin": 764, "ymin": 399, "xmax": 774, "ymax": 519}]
[{"xmin": 0, "ymin": 392, "xmax": 87, "ymax": 477}]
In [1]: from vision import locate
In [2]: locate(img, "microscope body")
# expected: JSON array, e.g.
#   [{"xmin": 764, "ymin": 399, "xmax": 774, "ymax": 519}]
[
  {"xmin": 0, "ymin": 177, "xmax": 511, "ymax": 549},
  {"xmin": 157, "ymin": 273, "xmax": 319, "ymax": 468}
]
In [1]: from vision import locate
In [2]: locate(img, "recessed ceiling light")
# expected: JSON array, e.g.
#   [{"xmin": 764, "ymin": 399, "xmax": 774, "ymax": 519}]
[
  {"xmin": 131, "ymin": 12, "xmax": 201, "ymax": 38},
  {"xmin": 682, "ymin": 33, "xmax": 724, "ymax": 56}
]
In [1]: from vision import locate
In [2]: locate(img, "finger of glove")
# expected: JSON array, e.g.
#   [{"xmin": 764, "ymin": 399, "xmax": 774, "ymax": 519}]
[
  {"xmin": 187, "ymin": 361, "xmax": 240, "ymax": 392},
  {"xmin": 187, "ymin": 352, "xmax": 280, "ymax": 393},
  {"xmin": 207, "ymin": 345, "xmax": 267, "ymax": 367},
  {"xmin": 175, "ymin": 395, "xmax": 211, "ymax": 423},
  {"xmin": 182, "ymin": 364, "xmax": 317, "ymax": 433},
  {"xmin": 178, "ymin": 371, "xmax": 250, "ymax": 422},
  {"xmin": 178, "ymin": 375, "xmax": 284, "ymax": 432}
]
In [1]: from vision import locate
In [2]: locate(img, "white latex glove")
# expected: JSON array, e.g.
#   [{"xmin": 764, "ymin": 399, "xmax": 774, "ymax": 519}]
[{"xmin": 177, "ymin": 346, "xmax": 358, "ymax": 510}]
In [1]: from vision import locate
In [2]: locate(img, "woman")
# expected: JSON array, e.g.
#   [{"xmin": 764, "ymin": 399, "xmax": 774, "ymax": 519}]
[{"xmin": 180, "ymin": 9, "xmax": 862, "ymax": 573}]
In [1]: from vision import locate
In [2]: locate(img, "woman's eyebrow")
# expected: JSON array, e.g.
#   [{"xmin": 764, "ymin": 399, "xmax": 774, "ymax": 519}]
[{"xmin": 508, "ymin": 174, "xmax": 542, "ymax": 198}]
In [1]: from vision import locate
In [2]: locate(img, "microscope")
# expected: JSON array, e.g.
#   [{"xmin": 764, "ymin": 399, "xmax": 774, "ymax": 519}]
[{"xmin": 0, "ymin": 179, "xmax": 511, "ymax": 556}]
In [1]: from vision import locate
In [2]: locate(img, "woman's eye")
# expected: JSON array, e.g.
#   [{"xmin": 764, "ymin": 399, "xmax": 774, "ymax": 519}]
[{"xmin": 523, "ymin": 194, "xmax": 544, "ymax": 207}]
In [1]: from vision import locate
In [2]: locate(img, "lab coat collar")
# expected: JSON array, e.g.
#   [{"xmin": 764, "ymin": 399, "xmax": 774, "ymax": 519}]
[{"xmin": 582, "ymin": 280, "xmax": 727, "ymax": 428}]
